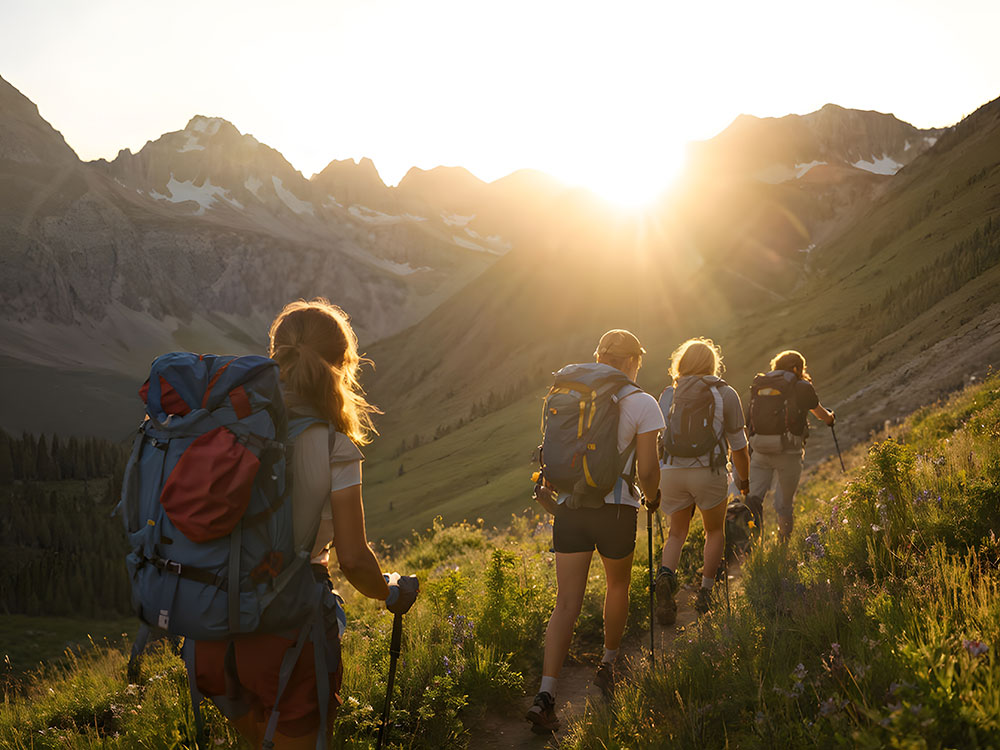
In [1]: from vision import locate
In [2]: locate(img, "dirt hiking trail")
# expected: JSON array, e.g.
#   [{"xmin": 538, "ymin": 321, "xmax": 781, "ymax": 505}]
[{"xmin": 474, "ymin": 556, "xmax": 743, "ymax": 749}]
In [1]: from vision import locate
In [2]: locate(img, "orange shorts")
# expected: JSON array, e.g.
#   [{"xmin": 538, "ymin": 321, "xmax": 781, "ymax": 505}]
[{"xmin": 195, "ymin": 632, "xmax": 343, "ymax": 738}]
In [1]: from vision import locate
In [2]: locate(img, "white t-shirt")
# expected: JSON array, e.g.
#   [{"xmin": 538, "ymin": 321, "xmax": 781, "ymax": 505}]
[
  {"xmin": 556, "ymin": 389, "xmax": 665, "ymax": 509},
  {"xmin": 291, "ymin": 424, "xmax": 363, "ymax": 563}
]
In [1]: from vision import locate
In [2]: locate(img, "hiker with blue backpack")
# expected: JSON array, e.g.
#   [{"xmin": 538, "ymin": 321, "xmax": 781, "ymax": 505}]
[
  {"xmin": 118, "ymin": 298, "xmax": 417, "ymax": 750},
  {"xmin": 654, "ymin": 338, "xmax": 750, "ymax": 622},
  {"xmin": 526, "ymin": 329, "xmax": 663, "ymax": 734},
  {"xmin": 746, "ymin": 349, "xmax": 835, "ymax": 541}
]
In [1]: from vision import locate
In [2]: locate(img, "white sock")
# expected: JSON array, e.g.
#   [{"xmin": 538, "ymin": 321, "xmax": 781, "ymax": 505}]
[
  {"xmin": 702, "ymin": 576, "xmax": 715, "ymax": 590},
  {"xmin": 602, "ymin": 648, "xmax": 619, "ymax": 664},
  {"xmin": 539, "ymin": 675, "xmax": 557, "ymax": 696}
]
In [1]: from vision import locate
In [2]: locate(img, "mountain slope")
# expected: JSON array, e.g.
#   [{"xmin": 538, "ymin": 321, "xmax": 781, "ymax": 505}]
[
  {"xmin": 0, "ymin": 77, "xmax": 497, "ymax": 437},
  {"xmin": 360, "ymin": 97, "xmax": 1000, "ymax": 543}
]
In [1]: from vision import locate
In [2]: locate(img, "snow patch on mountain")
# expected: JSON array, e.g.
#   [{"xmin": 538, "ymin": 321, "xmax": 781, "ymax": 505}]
[
  {"xmin": 150, "ymin": 175, "xmax": 243, "ymax": 214},
  {"xmin": 795, "ymin": 161, "xmax": 826, "ymax": 178},
  {"xmin": 190, "ymin": 117, "xmax": 223, "ymax": 136},
  {"xmin": 925, "ymin": 136, "xmax": 938, "ymax": 147},
  {"xmin": 442, "ymin": 212, "xmax": 475, "ymax": 227},
  {"xmin": 178, "ymin": 134, "xmax": 206, "ymax": 153},
  {"xmin": 452, "ymin": 234, "xmax": 506, "ymax": 255},
  {"xmin": 272, "ymin": 177, "xmax": 314, "ymax": 215},
  {"xmin": 853, "ymin": 155, "xmax": 904, "ymax": 175},
  {"xmin": 245, "ymin": 175, "xmax": 263, "ymax": 198},
  {"xmin": 371, "ymin": 258, "xmax": 433, "ymax": 275},
  {"xmin": 462, "ymin": 227, "xmax": 512, "ymax": 254},
  {"xmin": 349, "ymin": 205, "xmax": 404, "ymax": 224}
]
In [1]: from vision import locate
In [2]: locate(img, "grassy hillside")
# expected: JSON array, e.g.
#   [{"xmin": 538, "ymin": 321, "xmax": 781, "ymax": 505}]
[
  {"xmin": 3, "ymin": 372, "xmax": 998, "ymax": 748},
  {"xmin": 360, "ymin": 97, "xmax": 1000, "ymax": 545},
  {"xmin": 560, "ymin": 372, "xmax": 1000, "ymax": 749}
]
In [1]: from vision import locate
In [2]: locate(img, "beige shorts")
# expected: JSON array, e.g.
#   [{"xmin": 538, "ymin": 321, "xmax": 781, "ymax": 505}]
[{"xmin": 659, "ymin": 467, "xmax": 729, "ymax": 516}]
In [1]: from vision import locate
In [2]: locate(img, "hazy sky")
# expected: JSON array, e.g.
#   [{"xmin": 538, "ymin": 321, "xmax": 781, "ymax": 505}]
[{"xmin": 2, "ymin": 0, "xmax": 999, "ymax": 204}]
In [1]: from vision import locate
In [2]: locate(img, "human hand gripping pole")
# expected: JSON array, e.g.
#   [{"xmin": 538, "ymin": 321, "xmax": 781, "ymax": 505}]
[{"xmin": 377, "ymin": 573, "xmax": 419, "ymax": 750}]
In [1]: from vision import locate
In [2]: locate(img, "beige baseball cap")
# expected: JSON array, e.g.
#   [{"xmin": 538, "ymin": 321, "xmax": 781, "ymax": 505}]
[{"xmin": 594, "ymin": 329, "xmax": 646, "ymax": 358}]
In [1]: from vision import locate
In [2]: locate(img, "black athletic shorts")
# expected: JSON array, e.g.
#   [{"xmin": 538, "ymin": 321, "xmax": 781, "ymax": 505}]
[{"xmin": 552, "ymin": 503, "xmax": 638, "ymax": 559}]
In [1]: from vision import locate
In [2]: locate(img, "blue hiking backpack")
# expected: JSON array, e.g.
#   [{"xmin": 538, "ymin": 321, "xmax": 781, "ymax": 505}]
[
  {"xmin": 659, "ymin": 376, "xmax": 728, "ymax": 471},
  {"xmin": 540, "ymin": 363, "xmax": 642, "ymax": 509},
  {"xmin": 117, "ymin": 352, "xmax": 342, "ymax": 750}
]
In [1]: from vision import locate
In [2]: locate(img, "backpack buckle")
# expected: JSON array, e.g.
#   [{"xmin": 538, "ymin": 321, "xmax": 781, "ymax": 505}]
[{"xmin": 163, "ymin": 560, "xmax": 182, "ymax": 575}]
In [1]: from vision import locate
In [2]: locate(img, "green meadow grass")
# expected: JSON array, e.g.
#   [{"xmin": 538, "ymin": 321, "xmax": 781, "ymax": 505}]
[
  {"xmin": 1, "ymin": 615, "xmax": 136, "ymax": 680},
  {"xmin": 3, "ymin": 375, "xmax": 998, "ymax": 748},
  {"xmin": 559, "ymin": 374, "xmax": 1000, "ymax": 749}
]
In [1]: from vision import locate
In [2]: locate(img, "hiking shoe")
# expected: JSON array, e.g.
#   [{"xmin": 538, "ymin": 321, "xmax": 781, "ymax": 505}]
[
  {"xmin": 525, "ymin": 691, "xmax": 559, "ymax": 734},
  {"xmin": 594, "ymin": 662, "xmax": 616, "ymax": 698},
  {"xmin": 694, "ymin": 587, "xmax": 712, "ymax": 615},
  {"xmin": 655, "ymin": 569, "xmax": 678, "ymax": 626}
]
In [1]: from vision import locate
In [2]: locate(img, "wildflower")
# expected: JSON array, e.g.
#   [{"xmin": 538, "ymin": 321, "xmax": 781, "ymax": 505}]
[
  {"xmin": 793, "ymin": 663, "xmax": 807, "ymax": 680},
  {"xmin": 805, "ymin": 532, "xmax": 826, "ymax": 559},
  {"xmin": 871, "ymin": 524, "xmax": 882, "ymax": 532},
  {"xmin": 963, "ymin": 639, "xmax": 989, "ymax": 657},
  {"xmin": 818, "ymin": 697, "xmax": 843, "ymax": 716},
  {"xmin": 748, "ymin": 519, "xmax": 756, "ymax": 529}
]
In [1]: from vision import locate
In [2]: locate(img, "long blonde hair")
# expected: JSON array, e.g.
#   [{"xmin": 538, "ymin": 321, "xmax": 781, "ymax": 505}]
[
  {"xmin": 770, "ymin": 349, "xmax": 810, "ymax": 381},
  {"xmin": 268, "ymin": 298, "xmax": 380, "ymax": 445},
  {"xmin": 669, "ymin": 337, "xmax": 723, "ymax": 382}
]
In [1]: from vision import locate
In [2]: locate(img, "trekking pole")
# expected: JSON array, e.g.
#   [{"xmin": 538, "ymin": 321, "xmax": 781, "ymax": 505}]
[
  {"xmin": 647, "ymin": 508, "xmax": 655, "ymax": 664},
  {"xmin": 830, "ymin": 424, "xmax": 846, "ymax": 473},
  {"xmin": 376, "ymin": 612, "xmax": 404, "ymax": 750},
  {"xmin": 723, "ymin": 527, "xmax": 732, "ymax": 619}
]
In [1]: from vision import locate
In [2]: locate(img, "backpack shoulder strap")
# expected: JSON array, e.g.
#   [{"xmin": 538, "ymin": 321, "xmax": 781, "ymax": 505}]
[
  {"xmin": 613, "ymin": 382, "xmax": 642, "ymax": 403},
  {"xmin": 657, "ymin": 386, "xmax": 674, "ymax": 419}
]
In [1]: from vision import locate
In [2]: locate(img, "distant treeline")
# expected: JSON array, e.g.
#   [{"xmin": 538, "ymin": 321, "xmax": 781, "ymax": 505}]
[
  {"xmin": 0, "ymin": 431, "xmax": 132, "ymax": 617},
  {"xmin": 0, "ymin": 430, "xmax": 128, "ymax": 484},
  {"xmin": 835, "ymin": 216, "xmax": 1000, "ymax": 371}
]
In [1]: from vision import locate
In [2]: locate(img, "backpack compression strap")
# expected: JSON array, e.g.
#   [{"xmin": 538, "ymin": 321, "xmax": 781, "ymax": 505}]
[{"xmin": 611, "ymin": 385, "xmax": 643, "ymax": 504}]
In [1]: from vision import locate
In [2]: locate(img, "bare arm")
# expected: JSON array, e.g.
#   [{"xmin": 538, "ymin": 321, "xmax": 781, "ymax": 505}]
[
  {"xmin": 635, "ymin": 430, "xmax": 661, "ymax": 507},
  {"xmin": 330, "ymin": 484, "xmax": 390, "ymax": 600},
  {"xmin": 730, "ymin": 446, "xmax": 750, "ymax": 490},
  {"xmin": 811, "ymin": 404, "xmax": 835, "ymax": 426}
]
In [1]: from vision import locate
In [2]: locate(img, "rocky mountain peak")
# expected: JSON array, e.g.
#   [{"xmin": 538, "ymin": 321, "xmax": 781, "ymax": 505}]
[
  {"xmin": 691, "ymin": 103, "xmax": 944, "ymax": 184},
  {"xmin": 312, "ymin": 156, "xmax": 392, "ymax": 211},
  {"xmin": 0, "ymin": 75, "xmax": 79, "ymax": 165}
]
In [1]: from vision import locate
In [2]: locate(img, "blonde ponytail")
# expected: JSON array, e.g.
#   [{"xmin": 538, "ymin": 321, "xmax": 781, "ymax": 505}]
[{"xmin": 268, "ymin": 299, "xmax": 380, "ymax": 445}]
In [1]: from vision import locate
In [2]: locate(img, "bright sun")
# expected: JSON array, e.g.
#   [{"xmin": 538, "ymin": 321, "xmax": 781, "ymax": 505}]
[{"xmin": 552, "ymin": 142, "xmax": 689, "ymax": 211}]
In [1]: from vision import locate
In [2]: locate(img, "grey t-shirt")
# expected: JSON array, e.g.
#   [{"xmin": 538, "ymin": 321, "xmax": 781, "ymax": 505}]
[{"xmin": 658, "ymin": 375, "xmax": 748, "ymax": 469}]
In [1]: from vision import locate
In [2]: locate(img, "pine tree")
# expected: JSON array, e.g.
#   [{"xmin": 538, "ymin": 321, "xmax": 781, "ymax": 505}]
[
  {"xmin": 20, "ymin": 432, "xmax": 36, "ymax": 480},
  {"xmin": 0, "ymin": 430, "xmax": 13, "ymax": 484},
  {"xmin": 35, "ymin": 434, "xmax": 56, "ymax": 481}
]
